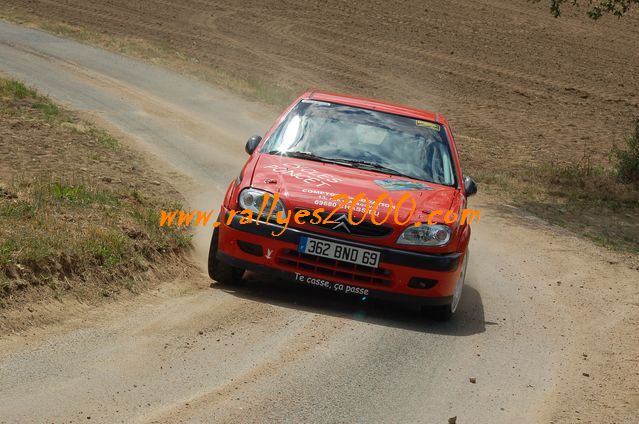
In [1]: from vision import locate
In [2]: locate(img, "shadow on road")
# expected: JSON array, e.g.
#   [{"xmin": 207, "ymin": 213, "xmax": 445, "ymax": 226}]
[{"xmin": 214, "ymin": 272, "xmax": 486, "ymax": 336}]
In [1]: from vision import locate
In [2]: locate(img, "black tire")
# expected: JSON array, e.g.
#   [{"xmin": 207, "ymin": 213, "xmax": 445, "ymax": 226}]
[
  {"xmin": 208, "ymin": 227, "xmax": 244, "ymax": 285},
  {"xmin": 420, "ymin": 251, "xmax": 468, "ymax": 322}
]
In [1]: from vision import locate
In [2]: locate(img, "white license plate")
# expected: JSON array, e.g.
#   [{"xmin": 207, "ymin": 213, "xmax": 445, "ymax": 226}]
[{"xmin": 297, "ymin": 237, "xmax": 380, "ymax": 268}]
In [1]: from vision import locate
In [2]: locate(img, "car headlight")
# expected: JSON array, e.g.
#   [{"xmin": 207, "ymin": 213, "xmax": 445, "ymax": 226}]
[
  {"xmin": 396, "ymin": 224, "xmax": 451, "ymax": 246},
  {"xmin": 238, "ymin": 188, "xmax": 286, "ymax": 219}
]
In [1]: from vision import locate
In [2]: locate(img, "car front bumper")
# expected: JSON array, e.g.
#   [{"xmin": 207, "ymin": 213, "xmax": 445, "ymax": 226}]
[{"xmin": 216, "ymin": 208, "xmax": 465, "ymax": 306}]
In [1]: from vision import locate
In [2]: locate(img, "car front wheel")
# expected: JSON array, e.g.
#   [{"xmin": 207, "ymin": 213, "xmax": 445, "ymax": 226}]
[
  {"xmin": 422, "ymin": 251, "xmax": 468, "ymax": 321},
  {"xmin": 207, "ymin": 227, "xmax": 244, "ymax": 285}
]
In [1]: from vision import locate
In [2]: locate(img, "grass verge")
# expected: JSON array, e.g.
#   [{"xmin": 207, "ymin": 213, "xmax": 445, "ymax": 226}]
[
  {"xmin": 476, "ymin": 155, "xmax": 639, "ymax": 252},
  {"xmin": 0, "ymin": 78, "xmax": 192, "ymax": 307}
]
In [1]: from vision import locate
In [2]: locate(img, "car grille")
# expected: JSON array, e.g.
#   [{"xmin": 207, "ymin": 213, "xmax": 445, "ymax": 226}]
[
  {"xmin": 293, "ymin": 209, "xmax": 393, "ymax": 237},
  {"xmin": 277, "ymin": 249, "xmax": 392, "ymax": 286}
]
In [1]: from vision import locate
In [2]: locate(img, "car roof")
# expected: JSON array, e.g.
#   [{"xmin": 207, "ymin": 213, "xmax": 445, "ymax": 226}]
[{"xmin": 306, "ymin": 90, "xmax": 446, "ymax": 125}]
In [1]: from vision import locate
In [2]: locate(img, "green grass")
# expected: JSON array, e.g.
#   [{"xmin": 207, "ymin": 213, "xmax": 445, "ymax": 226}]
[
  {"xmin": 130, "ymin": 189, "xmax": 144, "ymax": 203},
  {"xmin": 0, "ymin": 200, "xmax": 35, "ymax": 219},
  {"xmin": 33, "ymin": 100, "xmax": 60, "ymax": 119},
  {"xmin": 49, "ymin": 181, "xmax": 120, "ymax": 206},
  {"xmin": 0, "ymin": 79, "xmax": 62, "ymax": 119},
  {"xmin": 477, "ymin": 154, "xmax": 638, "ymax": 206},
  {"xmin": 0, "ymin": 77, "xmax": 192, "ymax": 303},
  {"xmin": 475, "ymin": 156, "xmax": 639, "ymax": 253},
  {"xmin": 82, "ymin": 228, "xmax": 130, "ymax": 268},
  {"xmin": 614, "ymin": 121, "xmax": 639, "ymax": 186},
  {"xmin": 1, "ymin": 176, "xmax": 192, "ymax": 293},
  {"xmin": 63, "ymin": 123, "xmax": 120, "ymax": 149},
  {"xmin": 0, "ymin": 233, "xmax": 60, "ymax": 267},
  {"xmin": 0, "ymin": 79, "xmax": 38, "ymax": 99},
  {"xmin": 0, "ymin": 276, "xmax": 12, "ymax": 297},
  {"xmin": 0, "ymin": 238, "xmax": 19, "ymax": 267},
  {"xmin": 96, "ymin": 132, "xmax": 119, "ymax": 148},
  {"xmin": 131, "ymin": 206, "xmax": 193, "ymax": 249}
]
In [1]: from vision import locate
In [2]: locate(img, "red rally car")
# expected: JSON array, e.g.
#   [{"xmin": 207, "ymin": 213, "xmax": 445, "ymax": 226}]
[{"xmin": 208, "ymin": 91, "xmax": 477, "ymax": 320}]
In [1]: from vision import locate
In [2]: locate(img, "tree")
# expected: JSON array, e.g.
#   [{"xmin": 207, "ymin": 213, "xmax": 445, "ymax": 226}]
[{"xmin": 543, "ymin": 0, "xmax": 638, "ymax": 18}]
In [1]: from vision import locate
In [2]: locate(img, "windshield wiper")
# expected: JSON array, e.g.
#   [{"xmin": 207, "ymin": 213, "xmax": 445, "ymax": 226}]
[
  {"xmin": 267, "ymin": 151, "xmax": 409, "ymax": 178},
  {"xmin": 267, "ymin": 150, "xmax": 320, "ymax": 160}
]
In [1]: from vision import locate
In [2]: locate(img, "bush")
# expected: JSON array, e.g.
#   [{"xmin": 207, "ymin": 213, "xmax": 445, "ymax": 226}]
[{"xmin": 615, "ymin": 121, "xmax": 639, "ymax": 186}]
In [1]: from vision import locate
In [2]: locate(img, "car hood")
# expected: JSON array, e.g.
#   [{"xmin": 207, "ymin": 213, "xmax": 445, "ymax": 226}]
[{"xmin": 250, "ymin": 154, "xmax": 456, "ymax": 224}]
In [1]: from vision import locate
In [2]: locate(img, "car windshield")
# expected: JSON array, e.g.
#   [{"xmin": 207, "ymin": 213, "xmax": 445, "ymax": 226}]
[{"xmin": 261, "ymin": 99, "xmax": 457, "ymax": 186}]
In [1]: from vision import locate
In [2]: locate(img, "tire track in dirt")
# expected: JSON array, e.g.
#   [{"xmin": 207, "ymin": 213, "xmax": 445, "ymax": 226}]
[{"xmin": 139, "ymin": 314, "xmax": 349, "ymax": 423}]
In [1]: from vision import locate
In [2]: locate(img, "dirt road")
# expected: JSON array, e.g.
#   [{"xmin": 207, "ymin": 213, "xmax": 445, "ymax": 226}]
[{"xmin": 0, "ymin": 22, "xmax": 637, "ymax": 423}]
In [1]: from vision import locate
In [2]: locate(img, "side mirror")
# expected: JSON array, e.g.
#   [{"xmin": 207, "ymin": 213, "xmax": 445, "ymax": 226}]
[
  {"xmin": 463, "ymin": 176, "xmax": 477, "ymax": 197},
  {"xmin": 245, "ymin": 135, "xmax": 262, "ymax": 155}
]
